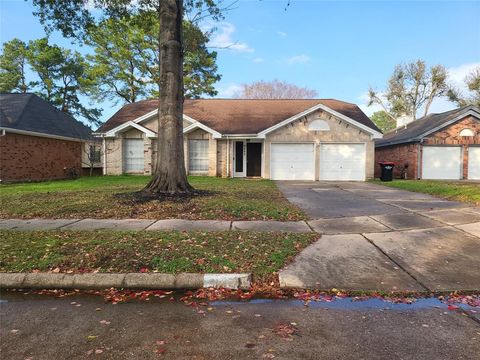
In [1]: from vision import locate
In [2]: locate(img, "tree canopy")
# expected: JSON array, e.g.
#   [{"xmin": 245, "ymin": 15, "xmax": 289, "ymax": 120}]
[
  {"xmin": 370, "ymin": 110, "xmax": 396, "ymax": 133},
  {"xmin": 235, "ymin": 79, "xmax": 318, "ymax": 99},
  {"xmin": 368, "ymin": 60, "xmax": 448, "ymax": 121},
  {"xmin": 85, "ymin": 13, "xmax": 221, "ymax": 105},
  {"xmin": 0, "ymin": 37, "xmax": 101, "ymax": 125},
  {"xmin": 447, "ymin": 67, "xmax": 480, "ymax": 108}
]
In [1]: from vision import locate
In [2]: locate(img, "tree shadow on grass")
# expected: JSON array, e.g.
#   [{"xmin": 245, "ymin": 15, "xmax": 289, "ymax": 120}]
[{"xmin": 114, "ymin": 189, "xmax": 218, "ymax": 205}]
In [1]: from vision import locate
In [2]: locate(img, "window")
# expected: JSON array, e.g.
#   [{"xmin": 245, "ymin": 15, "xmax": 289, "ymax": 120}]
[
  {"xmin": 459, "ymin": 128, "xmax": 475, "ymax": 137},
  {"xmin": 308, "ymin": 119, "xmax": 330, "ymax": 131},
  {"xmin": 89, "ymin": 145, "xmax": 101, "ymax": 163},
  {"xmin": 189, "ymin": 139, "xmax": 209, "ymax": 172}
]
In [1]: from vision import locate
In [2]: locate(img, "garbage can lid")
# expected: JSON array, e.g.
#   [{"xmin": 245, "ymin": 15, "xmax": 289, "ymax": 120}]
[{"xmin": 379, "ymin": 161, "xmax": 395, "ymax": 165}]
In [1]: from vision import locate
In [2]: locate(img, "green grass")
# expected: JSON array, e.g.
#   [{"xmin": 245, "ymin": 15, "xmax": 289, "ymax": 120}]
[
  {"xmin": 0, "ymin": 230, "xmax": 318, "ymax": 279},
  {"xmin": 375, "ymin": 180, "xmax": 480, "ymax": 205},
  {"xmin": 0, "ymin": 176, "xmax": 304, "ymax": 221}
]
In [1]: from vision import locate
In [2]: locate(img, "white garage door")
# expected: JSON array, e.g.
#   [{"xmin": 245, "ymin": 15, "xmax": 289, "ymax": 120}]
[
  {"xmin": 270, "ymin": 143, "xmax": 315, "ymax": 180},
  {"xmin": 468, "ymin": 146, "xmax": 480, "ymax": 180},
  {"xmin": 422, "ymin": 146, "xmax": 461, "ymax": 180},
  {"xmin": 123, "ymin": 139, "xmax": 144, "ymax": 172},
  {"xmin": 319, "ymin": 143, "xmax": 366, "ymax": 181}
]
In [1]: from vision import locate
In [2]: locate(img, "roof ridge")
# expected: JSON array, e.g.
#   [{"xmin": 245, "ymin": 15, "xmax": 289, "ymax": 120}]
[{"xmin": 15, "ymin": 93, "xmax": 35, "ymax": 126}]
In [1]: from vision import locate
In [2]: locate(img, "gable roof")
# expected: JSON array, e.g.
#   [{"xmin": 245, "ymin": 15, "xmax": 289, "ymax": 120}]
[
  {"xmin": 0, "ymin": 93, "xmax": 92, "ymax": 141},
  {"xmin": 376, "ymin": 105, "xmax": 480, "ymax": 147},
  {"xmin": 96, "ymin": 98, "xmax": 381, "ymax": 135}
]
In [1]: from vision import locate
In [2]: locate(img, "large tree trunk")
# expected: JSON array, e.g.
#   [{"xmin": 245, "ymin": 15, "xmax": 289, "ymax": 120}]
[{"xmin": 144, "ymin": 0, "xmax": 193, "ymax": 195}]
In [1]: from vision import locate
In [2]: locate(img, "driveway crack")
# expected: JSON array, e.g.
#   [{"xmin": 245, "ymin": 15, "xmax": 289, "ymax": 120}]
[{"xmin": 360, "ymin": 233, "xmax": 431, "ymax": 292}]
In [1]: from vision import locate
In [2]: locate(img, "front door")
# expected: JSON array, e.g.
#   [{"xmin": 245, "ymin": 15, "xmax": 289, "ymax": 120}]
[
  {"xmin": 234, "ymin": 140, "xmax": 246, "ymax": 177},
  {"xmin": 247, "ymin": 142, "xmax": 262, "ymax": 177}
]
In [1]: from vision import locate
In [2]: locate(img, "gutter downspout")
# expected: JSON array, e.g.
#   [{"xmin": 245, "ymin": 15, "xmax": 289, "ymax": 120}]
[
  {"xmin": 226, "ymin": 137, "xmax": 230, "ymax": 178},
  {"xmin": 102, "ymin": 136, "xmax": 107, "ymax": 175},
  {"xmin": 417, "ymin": 140, "xmax": 423, "ymax": 179}
]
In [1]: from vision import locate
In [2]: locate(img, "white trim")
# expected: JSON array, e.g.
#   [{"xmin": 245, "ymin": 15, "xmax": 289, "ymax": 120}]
[
  {"xmin": 183, "ymin": 122, "xmax": 222, "ymax": 139},
  {"xmin": 0, "ymin": 127, "xmax": 87, "ymax": 142},
  {"xmin": 104, "ymin": 121, "xmax": 157, "ymax": 138},
  {"xmin": 257, "ymin": 103, "xmax": 383, "ymax": 139},
  {"xmin": 233, "ymin": 140, "xmax": 246, "ymax": 177},
  {"xmin": 418, "ymin": 109, "xmax": 480, "ymax": 139}
]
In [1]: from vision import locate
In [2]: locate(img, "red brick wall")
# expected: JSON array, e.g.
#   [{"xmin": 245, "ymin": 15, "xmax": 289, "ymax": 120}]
[
  {"xmin": 0, "ymin": 133, "xmax": 82, "ymax": 182},
  {"xmin": 374, "ymin": 143, "xmax": 418, "ymax": 179},
  {"xmin": 375, "ymin": 115, "xmax": 480, "ymax": 179}
]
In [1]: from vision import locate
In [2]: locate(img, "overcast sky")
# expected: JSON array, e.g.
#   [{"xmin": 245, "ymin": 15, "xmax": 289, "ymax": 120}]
[{"xmin": 1, "ymin": 0, "xmax": 479, "ymax": 127}]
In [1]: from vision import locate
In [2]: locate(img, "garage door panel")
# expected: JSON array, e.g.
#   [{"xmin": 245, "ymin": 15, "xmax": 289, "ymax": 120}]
[
  {"xmin": 270, "ymin": 143, "xmax": 314, "ymax": 180},
  {"xmin": 468, "ymin": 146, "xmax": 480, "ymax": 180},
  {"xmin": 320, "ymin": 143, "xmax": 365, "ymax": 181},
  {"xmin": 422, "ymin": 146, "xmax": 461, "ymax": 180}
]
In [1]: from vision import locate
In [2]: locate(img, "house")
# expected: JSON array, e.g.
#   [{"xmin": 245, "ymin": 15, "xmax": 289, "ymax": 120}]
[
  {"xmin": 95, "ymin": 99, "xmax": 382, "ymax": 181},
  {"xmin": 375, "ymin": 105, "xmax": 480, "ymax": 180},
  {"xmin": 0, "ymin": 93, "xmax": 101, "ymax": 182}
]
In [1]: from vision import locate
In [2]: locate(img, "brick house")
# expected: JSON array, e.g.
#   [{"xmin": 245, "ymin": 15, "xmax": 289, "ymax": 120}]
[
  {"xmin": 0, "ymin": 93, "xmax": 100, "ymax": 182},
  {"xmin": 375, "ymin": 105, "xmax": 480, "ymax": 180},
  {"xmin": 95, "ymin": 99, "xmax": 382, "ymax": 181}
]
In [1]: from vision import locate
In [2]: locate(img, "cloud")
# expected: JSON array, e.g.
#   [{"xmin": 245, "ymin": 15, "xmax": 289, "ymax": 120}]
[
  {"xmin": 253, "ymin": 57, "xmax": 264, "ymax": 63},
  {"xmin": 277, "ymin": 31, "xmax": 287, "ymax": 37},
  {"xmin": 208, "ymin": 22, "xmax": 254, "ymax": 53},
  {"xmin": 287, "ymin": 54, "xmax": 311, "ymax": 65},
  {"xmin": 216, "ymin": 83, "xmax": 242, "ymax": 98},
  {"xmin": 447, "ymin": 62, "xmax": 480, "ymax": 87}
]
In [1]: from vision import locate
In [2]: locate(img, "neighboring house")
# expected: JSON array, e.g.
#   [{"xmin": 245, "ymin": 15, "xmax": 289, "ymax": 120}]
[
  {"xmin": 95, "ymin": 99, "xmax": 382, "ymax": 181},
  {"xmin": 0, "ymin": 93, "xmax": 101, "ymax": 182},
  {"xmin": 375, "ymin": 105, "xmax": 480, "ymax": 180}
]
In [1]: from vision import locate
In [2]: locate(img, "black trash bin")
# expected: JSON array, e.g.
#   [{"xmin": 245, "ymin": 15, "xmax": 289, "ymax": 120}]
[{"xmin": 379, "ymin": 162, "xmax": 395, "ymax": 181}]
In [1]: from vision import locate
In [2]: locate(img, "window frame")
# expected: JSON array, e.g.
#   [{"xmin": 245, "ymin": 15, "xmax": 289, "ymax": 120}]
[{"xmin": 188, "ymin": 139, "xmax": 209, "ymax": 174}]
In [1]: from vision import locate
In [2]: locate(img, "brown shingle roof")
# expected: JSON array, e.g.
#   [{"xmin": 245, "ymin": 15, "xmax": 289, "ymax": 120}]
[{"xmin": 96, "ymin": 98, "xmax": 381, "ymax": 134}]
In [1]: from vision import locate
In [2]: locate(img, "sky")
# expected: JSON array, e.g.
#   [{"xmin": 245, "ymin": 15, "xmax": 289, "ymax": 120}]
[{"xmin": 1, "ymin": 0, "xmax": 480, "ymax": 127}]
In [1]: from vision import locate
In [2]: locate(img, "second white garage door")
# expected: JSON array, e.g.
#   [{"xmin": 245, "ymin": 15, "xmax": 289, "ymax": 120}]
[
  {"xmin": 270, "ymin": 143, "xmax": 315, "ymax": 180},
  {"xmin": 422, "ymin": 146, "xmax": 462, "ymax": 180},
  {"xmin": 468, "ymin": 146, "xmax": 480, "ymax": 180},
  {"xmin": 319, "ymin": 143, "xmax": 366, "ymax": 181}
]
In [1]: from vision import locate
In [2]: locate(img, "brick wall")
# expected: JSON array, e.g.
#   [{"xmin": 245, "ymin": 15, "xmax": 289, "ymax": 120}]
[
  {"xmin": 0, "ymin": 133, "xmax": 82, "ymax": 182},
  {"xmin": 375, "ymin": 115, "xmax": 480, "ymax": 179},
  {"xmin": 374, "ymin": 143, "xmax": 418, "ymax": 179}
]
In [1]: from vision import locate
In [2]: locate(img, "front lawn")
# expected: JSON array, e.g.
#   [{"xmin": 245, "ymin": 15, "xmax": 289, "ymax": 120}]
[
  {"xmin": 0, "ymin": 176, "xmax": 304, "ymax": 220},
  {"xmin": 0, "ymin": 230, "xmax": 318, "ymax": 279},
  {"xmin": 375, "ymin": 180, "xmax": 480, "ymax": 205}
]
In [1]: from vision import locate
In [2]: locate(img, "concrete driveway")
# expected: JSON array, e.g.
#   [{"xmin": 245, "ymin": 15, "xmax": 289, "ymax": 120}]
[{"xmin": 277, "ymin": 181, "xmax": 480, "ymax": 292}]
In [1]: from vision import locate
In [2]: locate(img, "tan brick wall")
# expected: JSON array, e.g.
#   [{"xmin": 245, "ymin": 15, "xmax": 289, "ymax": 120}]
[
  {"xmin": 216, "ymin": 140, "xmax": 228, "ymax": 177},
  {"xmin": 105, "ymin": 138, "xmax": 122, "ymax": 175},
  {"xmin": 264, "ymin": 109, "xmax": 375, "ymax": 180},
  {"xmin": 0, "ymin": 133, "xmax": 82, "ymax": 182}
]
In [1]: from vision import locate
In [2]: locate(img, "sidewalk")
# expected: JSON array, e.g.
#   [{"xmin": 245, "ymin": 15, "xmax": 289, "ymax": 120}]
[{"xmin": 0, "ymin": 218, "xmax": 312, "ymax": 233}]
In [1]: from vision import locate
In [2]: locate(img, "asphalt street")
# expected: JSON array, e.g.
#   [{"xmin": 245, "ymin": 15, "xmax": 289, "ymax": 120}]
[{"xmin": 1, "ymin": 292, "xmax": 479, "ymax": 359}]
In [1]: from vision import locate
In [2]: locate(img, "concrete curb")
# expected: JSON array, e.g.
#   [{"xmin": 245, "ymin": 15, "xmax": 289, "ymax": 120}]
[{"xmin": 0, "ymin": 272, "xmax": 252, "ymax": 290}]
